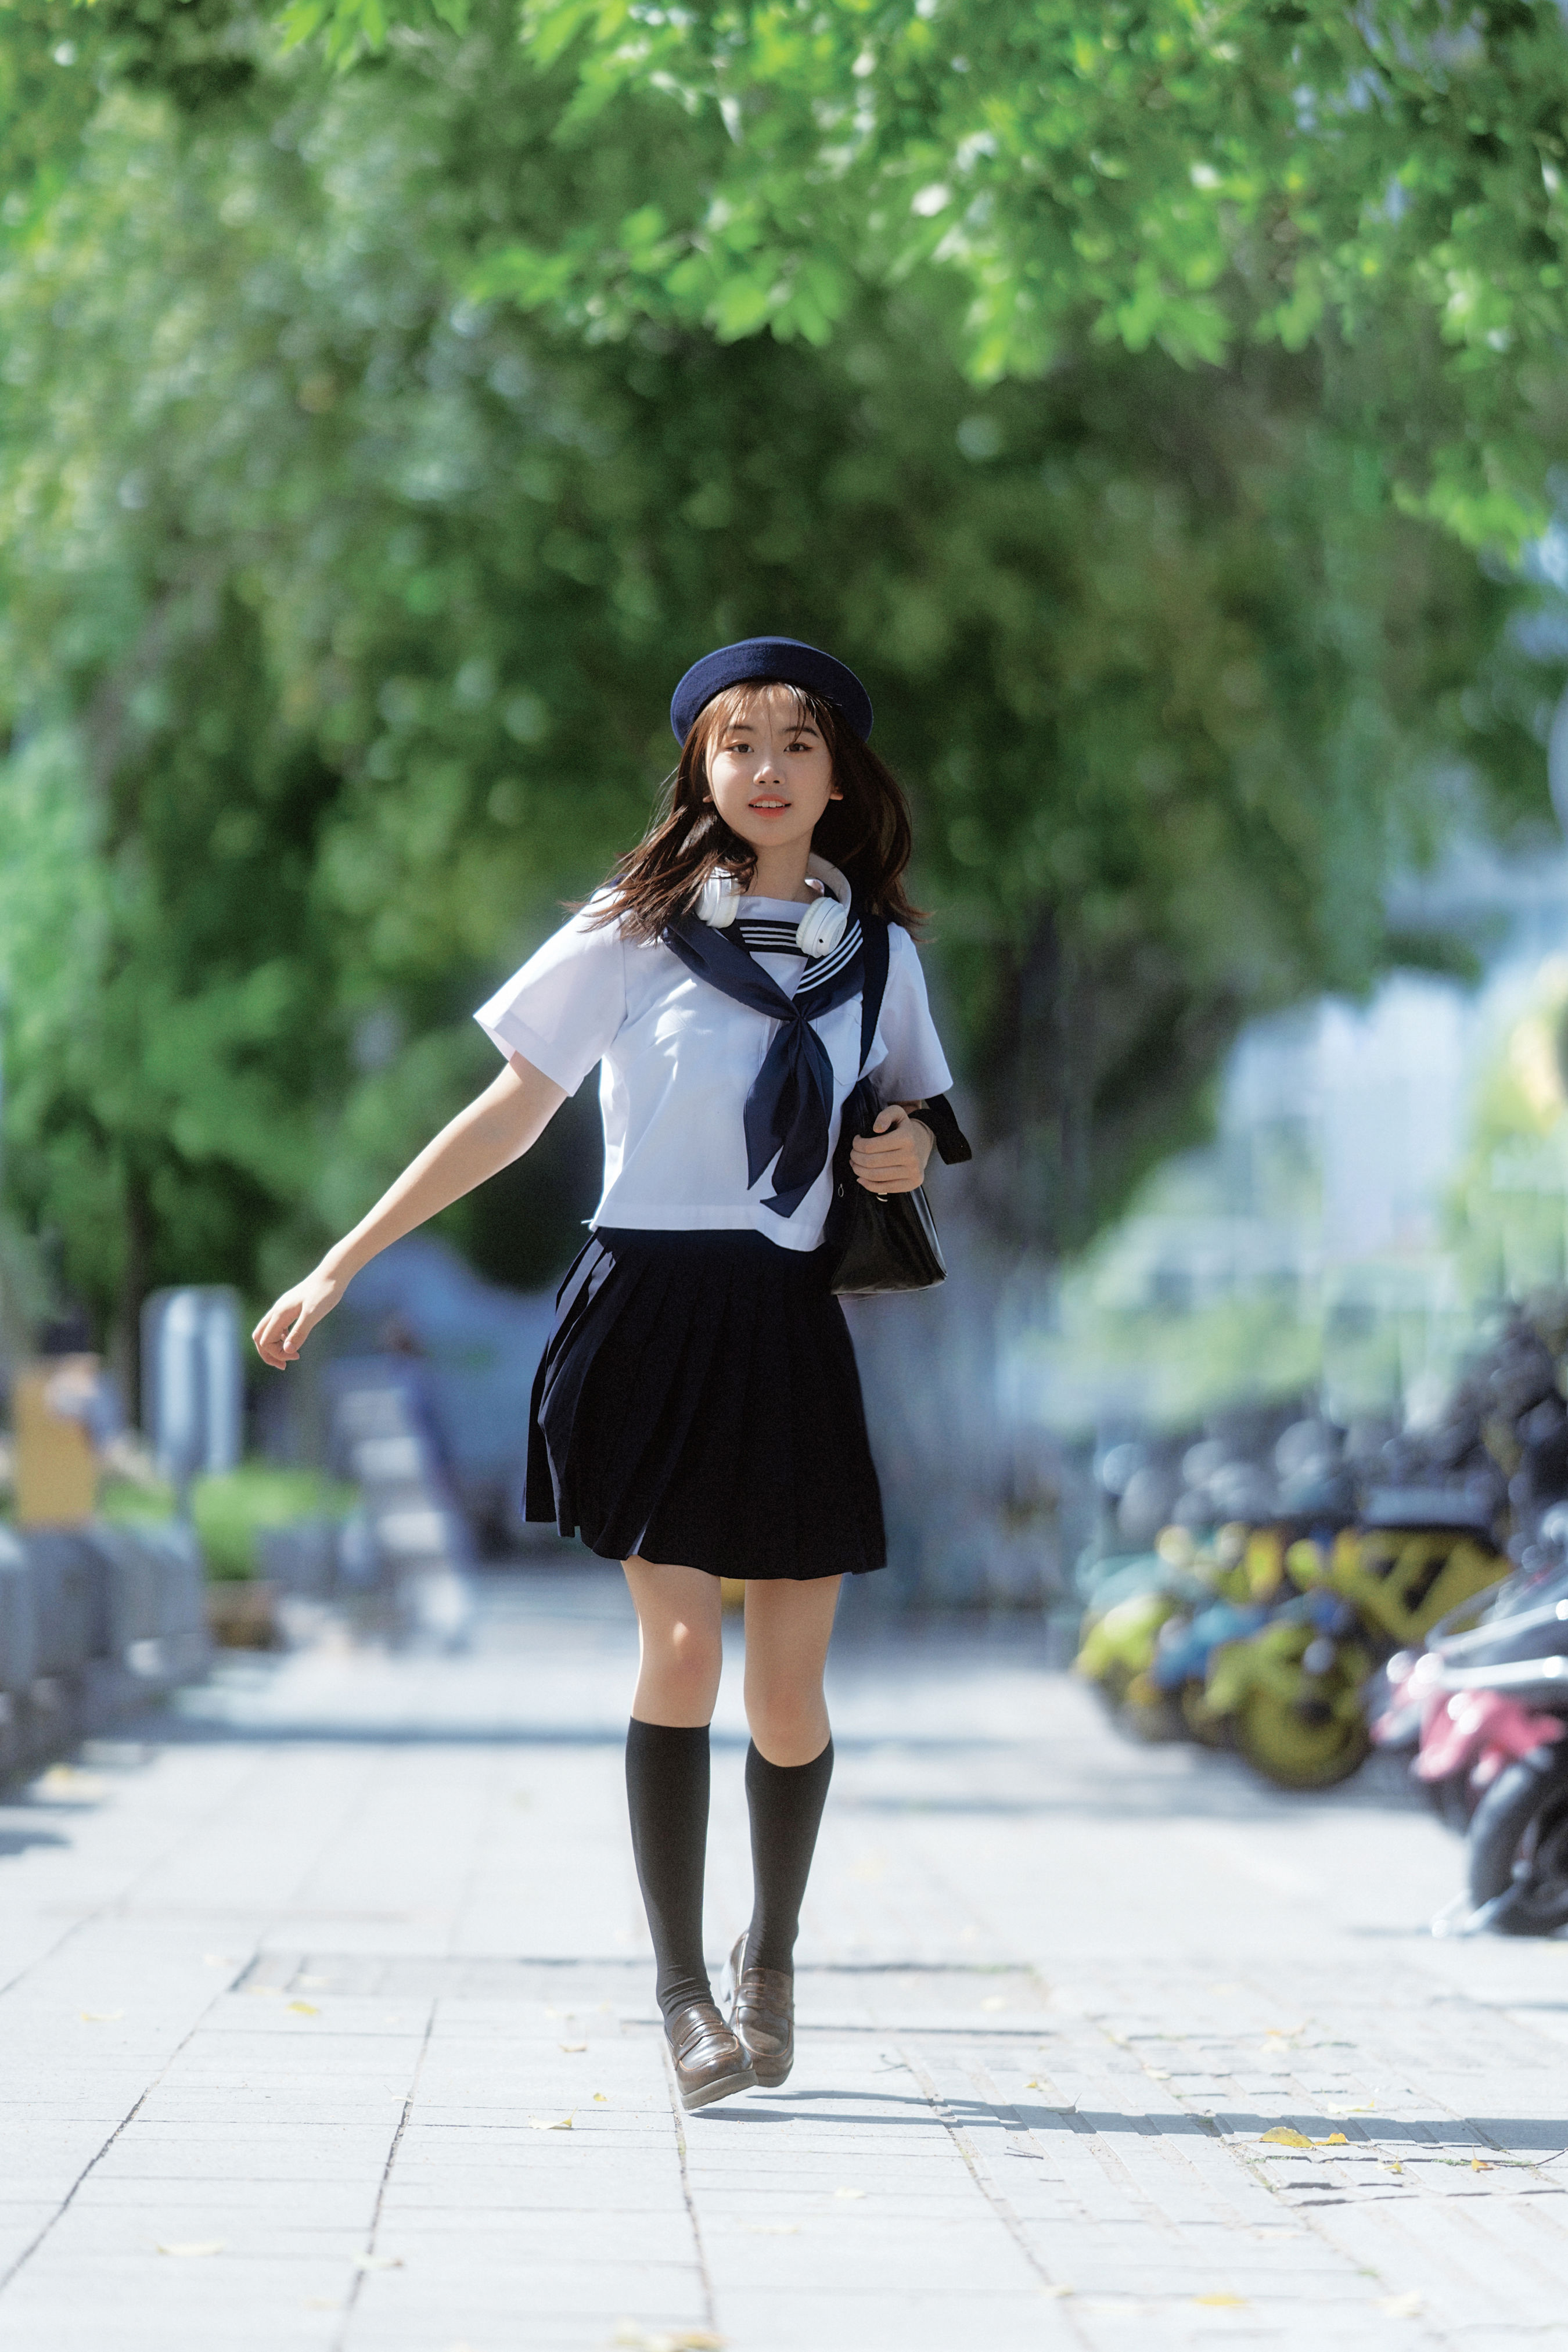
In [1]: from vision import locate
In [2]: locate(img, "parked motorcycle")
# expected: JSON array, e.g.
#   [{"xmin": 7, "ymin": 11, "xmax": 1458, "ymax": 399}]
[
  {"xmin": 1140, "ymin": 1522, "xmax": 1317, "ymax": 1749},
  {"xmin": 1411, "ymin": 1548, "xmax": 1568, "ymax": 1934},
  {"xmin": 1375, "ymin": 1516, "xmax": 1568, "ymax": 1829},
  {"xmin": 1074, "ymin": 1522, "xmax": 1288, "ymax": 1742},
  {"xmin": 1073, "ymin": 1534, "xmax": 1201, "ymax": 1739},
  {"xmin": 1200, "ymin": 1503, "xmax": 1509, "ymax": 1790}
]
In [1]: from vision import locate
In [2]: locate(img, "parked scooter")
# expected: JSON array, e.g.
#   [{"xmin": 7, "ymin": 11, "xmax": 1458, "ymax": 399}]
[
  {"xmin": 1073, "ymin": 1532, "xmax": 1205, "ymax": 1740},
  {"xmin": 1411, "ymin": 1544, "xmax": 1568, "ymax": 1935},
  {"xmin": 1375, "ymin": 1511, "xmax": 1568, "ymax": 1830},
  {"xmin": 1201, "ymin": 1502, "xmax": 1509, "ymax": 1790},
  {"xmin": 1141, "ymin": 1522, "xmax": 1312, "ymax": 1750}
]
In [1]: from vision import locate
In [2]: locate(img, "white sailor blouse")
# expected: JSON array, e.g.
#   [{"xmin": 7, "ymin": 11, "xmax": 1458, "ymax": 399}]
[{"xmin": 474, "ymin": 892, "xmax": 954, "ymax": 1254}]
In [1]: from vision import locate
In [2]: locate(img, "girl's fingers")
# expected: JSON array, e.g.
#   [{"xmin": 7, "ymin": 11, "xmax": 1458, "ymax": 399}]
[
  {"xmin": 253, "ymin": 1297, "xmax": 305, "ymax": 1365},
  {"xmin": 851, "ymin": 1121, "xmax": 924, "ymax": 1191}
]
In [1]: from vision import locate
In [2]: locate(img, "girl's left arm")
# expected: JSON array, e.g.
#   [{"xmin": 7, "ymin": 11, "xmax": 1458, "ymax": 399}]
[{"xmin": 848, "ymin": 928, "xmax": 956, "ymax": 1193}]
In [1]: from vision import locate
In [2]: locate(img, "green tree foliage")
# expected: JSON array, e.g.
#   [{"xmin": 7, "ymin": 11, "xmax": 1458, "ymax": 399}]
[
  {"xmin": 276, "ymin": 0, "xmax": 1568, "ymax": 551},
  {"xmin": 0, "ymin": 3, "xmax": 1558, "ymax": 1355}
]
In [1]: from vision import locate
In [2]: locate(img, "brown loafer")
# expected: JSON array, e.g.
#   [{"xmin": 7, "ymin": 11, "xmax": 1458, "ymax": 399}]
[
  {"xmin": 726, "ymin": 1933, "xmax": 794, "ymax": 2088},
  {"xmin": 666, "ymin": 1999, "xmax": 756, "ymax": 2112}
]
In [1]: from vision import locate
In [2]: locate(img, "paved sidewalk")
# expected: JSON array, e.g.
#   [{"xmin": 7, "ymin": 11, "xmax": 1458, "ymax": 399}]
[{"xmin": 0, "ymin": 1565, "xmax": 1565, "ymax": 2352}]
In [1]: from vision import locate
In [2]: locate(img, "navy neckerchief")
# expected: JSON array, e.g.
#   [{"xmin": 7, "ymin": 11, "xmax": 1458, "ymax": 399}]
[{"xmin": 662, "ymin": 905, "xmax": 876, "ymax": 1217}]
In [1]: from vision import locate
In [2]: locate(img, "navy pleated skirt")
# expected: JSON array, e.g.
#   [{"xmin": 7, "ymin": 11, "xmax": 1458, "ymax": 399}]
[{"xmin": 526, "ymin": 1227, "xmax": 886, "ymax": 1580}]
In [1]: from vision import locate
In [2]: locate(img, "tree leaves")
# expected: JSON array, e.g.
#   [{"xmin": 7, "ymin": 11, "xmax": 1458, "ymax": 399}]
[
  {"xmin": 255, "ymin": 0, "xmax": 1568, "ymax": 555},
  {"xmin": 0, "ymin": 0, "xmax": 1560, "ymax": 1331}
]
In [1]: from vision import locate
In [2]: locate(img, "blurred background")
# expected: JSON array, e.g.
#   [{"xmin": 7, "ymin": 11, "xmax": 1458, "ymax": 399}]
[{"xmin": 9, "ymin": 0, "xmax": 1568, "ymax": 1661}]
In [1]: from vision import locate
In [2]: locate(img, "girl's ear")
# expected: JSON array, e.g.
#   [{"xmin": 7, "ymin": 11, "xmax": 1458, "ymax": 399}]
[{"xmin": 829, "ymin": 783, "xmax": 844, "ymax": 801}]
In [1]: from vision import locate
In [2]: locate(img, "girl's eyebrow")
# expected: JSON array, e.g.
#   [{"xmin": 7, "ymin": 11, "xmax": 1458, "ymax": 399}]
[{"xmin": 722, "ymin": 718, "xmax": 820, "ymax": 739}]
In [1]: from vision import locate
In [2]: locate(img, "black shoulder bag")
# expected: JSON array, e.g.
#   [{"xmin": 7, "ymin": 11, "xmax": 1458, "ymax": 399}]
[{"xmin": 823, "ymin": 917, "xmax": 972, "ymax": 1297}]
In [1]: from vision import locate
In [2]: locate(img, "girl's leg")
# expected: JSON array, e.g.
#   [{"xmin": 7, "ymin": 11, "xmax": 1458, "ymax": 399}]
[
  {"xmin": 622, "ymin": 1559, "xmax": 724, "ymax": 2022},
  {"xmin": 740, "ymin": 1576, "xmax": 841, "ymax": 1975}
]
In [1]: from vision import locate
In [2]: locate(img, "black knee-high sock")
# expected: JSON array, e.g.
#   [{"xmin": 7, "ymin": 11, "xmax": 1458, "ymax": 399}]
[
  {"xmin": 744, "ymin": 1738, "xmax": 834, "ymax": 1975},
  {"xmin": 625, "ymin": 1720, "xmax": 713, "ymax": 2023}
]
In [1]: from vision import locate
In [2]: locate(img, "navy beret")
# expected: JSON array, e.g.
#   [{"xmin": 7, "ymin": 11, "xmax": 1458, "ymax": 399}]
[{"xmin": 670, "ymin": 636, "xmax": 873, "ymax": 745}]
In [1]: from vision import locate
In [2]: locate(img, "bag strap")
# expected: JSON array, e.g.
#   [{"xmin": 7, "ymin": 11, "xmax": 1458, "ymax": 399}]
[{"xmin": 858, "ymin": 914, "xmax": 890, "ymax": 1075}]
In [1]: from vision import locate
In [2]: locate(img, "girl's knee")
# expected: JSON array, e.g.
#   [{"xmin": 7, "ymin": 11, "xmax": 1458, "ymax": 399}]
[
  {"xmin": 646, "ymin": 1619, "xmax": 722, "ymax": 1701},
  {"xmin": 746, "ymin": 1692, "xmax": 829, "ymax": 1767}
]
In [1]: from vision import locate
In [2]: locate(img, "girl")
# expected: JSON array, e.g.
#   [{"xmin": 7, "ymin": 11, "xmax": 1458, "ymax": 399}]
[{"xmin": 253, "ymin": 636, "xmax": 967, "ymax": 2110}]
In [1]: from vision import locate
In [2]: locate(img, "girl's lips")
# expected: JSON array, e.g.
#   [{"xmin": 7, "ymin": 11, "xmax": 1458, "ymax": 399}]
[{"xmin": 749, "ymin": 799, "xmax": 789, "ymax": 812}]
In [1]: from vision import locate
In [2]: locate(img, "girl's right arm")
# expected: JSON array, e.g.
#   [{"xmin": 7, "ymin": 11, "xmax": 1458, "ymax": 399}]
[{"xmin": 251, "ymin": 1053, "xmax": 567, "ymax": 1368}]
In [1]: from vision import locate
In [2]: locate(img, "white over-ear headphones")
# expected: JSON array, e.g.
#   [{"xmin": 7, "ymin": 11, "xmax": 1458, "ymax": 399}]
[
  {"xmin": 697, "ymin": 856, "xmax": 851, "ymax": 958},
  {"xmin": 696, "ymin": 871, "xmax": 741, "ymax": 927}
]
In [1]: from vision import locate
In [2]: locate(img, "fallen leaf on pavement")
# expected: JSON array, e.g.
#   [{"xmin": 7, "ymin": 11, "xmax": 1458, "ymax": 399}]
[
  {"xmin": 612, "ymin": 2329, "xmax": 725, "ymax": 2351},
  {"xmin": 1472, "ymin": 2157, "xmax": 1493, "ymax": 2172},
  {"xmin": 353, "ymin": 2254, "xmax": 403, "ymax": 2271},
  {"xmin": 156, "ymin": 2242, "xmax": 224, "ymax": 2259},
  {"xmin": 1193, "ymin": 2294, "xmax": 1247, "ymax": 2308},
  {"xmin": 287, "ymin": 2001, "xmax": 320, "ymax": 2016},
  {"xmin": 594, "ymin": 2093, "xmax": 609, "ymax": 2103},
  {"xmin": 80, "ymin": 2011, "xmax": 124, "ymax": 2024},
  {"xmin": 559, "ymin": 2041, "xmax": 588, "ymax": 2052},
  {"xmin": 38, "ymin": 1765, "xmax": 105, "ymax": 1799},
  {"xmin": 833, "ymin": 2188, "xmax": 865, "ymax": 2200},
  {"xmin": 1258, "ymin": 2128, "xmax": 1313, "ymax": 2149},
  {"xmin": 1375, "ymin": 2293, "xmax": 1422, "ymax": 2318},
  {"xmin": 528, "ymin": 2114, "xmax": 573, "ymax": 2131},
  {"xmin": 1317, "ymin": 2132, "xmax": 1348, "ymax": 2146},
  {"xmin": 980, "ymin": 1995, "xmax": 1006, "ymax": 2011}
]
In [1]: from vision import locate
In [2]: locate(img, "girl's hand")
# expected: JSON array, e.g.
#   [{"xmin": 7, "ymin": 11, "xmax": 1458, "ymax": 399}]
[
  {"xmin": 251, "ymin": 1265, "xmax": 347, "ymax": 1368},
  {"xmin": 849, "ymin": 1102, "xmax": 933, "ymax": 1196}
]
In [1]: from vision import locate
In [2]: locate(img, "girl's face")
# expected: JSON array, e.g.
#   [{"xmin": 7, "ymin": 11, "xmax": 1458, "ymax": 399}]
[{"xmin": 704, "ymin": 687, "xmax": 841, "ymax": 862}]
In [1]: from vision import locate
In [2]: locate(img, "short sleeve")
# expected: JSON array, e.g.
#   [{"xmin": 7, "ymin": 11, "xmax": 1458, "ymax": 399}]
[
  {"xmin": 872, "ymin": 927, "xmax": 954, "ymax": 1103},
  {"xmin": 473, "ymin": 902, "xmax": 627, "ymax": 1095}
]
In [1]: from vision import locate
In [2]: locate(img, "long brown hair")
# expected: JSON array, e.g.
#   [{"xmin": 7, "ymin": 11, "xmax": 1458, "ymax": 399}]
[{"xmin": 588, "ymin": 682, "xmax": 925, "ymax": 940}]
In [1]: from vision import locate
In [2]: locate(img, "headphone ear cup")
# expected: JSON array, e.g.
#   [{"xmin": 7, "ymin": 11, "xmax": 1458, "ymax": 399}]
[
  {"xmin": 697, "ymin": 872, "xmax": 741, "ymax": 928},
  {"xmin": 796, "ymin": 896, "xmax": 849, "ymax": 959}
]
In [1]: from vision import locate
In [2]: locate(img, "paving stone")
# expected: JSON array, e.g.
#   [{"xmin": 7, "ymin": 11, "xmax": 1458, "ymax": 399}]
[{"xmin": 0, "ymin": 1566, "xmax": 1564, "ymax": 2351}]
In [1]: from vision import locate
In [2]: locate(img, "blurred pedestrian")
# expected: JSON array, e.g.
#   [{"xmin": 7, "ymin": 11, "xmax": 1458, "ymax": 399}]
[{"xmin": 253, "ymin": 638, "xmax": 966, "ymax": 2110}]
